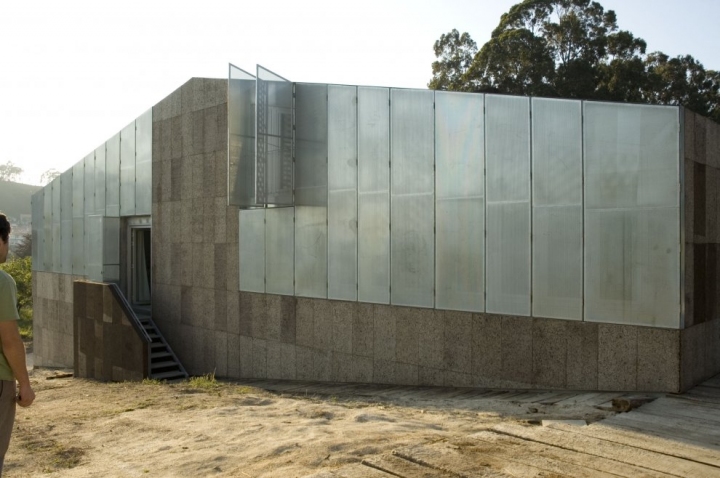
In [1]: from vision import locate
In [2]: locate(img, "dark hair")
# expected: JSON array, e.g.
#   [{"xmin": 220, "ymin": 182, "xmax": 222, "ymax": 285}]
[{"xmin": 0, "ymin": 213, "xmax": 10, "ymax": 245}]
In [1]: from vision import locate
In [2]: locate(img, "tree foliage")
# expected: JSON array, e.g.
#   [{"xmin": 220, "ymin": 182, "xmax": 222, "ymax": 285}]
[
  {"xmin": 429, "ymin": 0, "xmax": 720, "ymax": 122},
  {"xmin": 0, "ymin": 162, "xmax": 23, "ymax": 182},
  {"xmin": 13, "ymin": 232, "xmax": 32, "ymax": 259},
  {"xmin": 0, "ymin": 256, "xmax": 32, "ymax": 312},
  {"xmin": 40, "ymin": 168, "xmax": 61, "ymax": 185}
]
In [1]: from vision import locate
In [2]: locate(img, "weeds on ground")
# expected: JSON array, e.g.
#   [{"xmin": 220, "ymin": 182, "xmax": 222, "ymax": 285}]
[
  {"xmin": 188, "ymin": 372, "xmax": 220, "ymax": 391},
  {"xmin": 19, "ymin": 307, "xmax": 32, "ymax": 340}
]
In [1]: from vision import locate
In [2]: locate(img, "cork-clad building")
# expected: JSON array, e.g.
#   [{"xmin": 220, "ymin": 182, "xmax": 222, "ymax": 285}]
[{"xmin": 31, "ymin": 64, "xmax": 720, "ymax": 391}]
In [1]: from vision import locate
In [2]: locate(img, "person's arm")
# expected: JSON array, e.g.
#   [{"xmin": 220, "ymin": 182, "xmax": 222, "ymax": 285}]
[{"xmin": 0, "ymin": 321, "xmax": 34, "ymax": 407}]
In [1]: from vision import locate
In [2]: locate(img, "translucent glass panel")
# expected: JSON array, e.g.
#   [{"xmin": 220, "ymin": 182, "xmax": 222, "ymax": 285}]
[
  {"xmin": 257, "ymin": 65, "xmax": 293, "ymax": 207},
  {"xmin": 295, "ymin": 206, "xmax": 327, "ymax": 297},
  {"xmin": 103, "ymin": 217, "xmax": 121, "ymax": 282},
  {"xmin": 51, "ymin": 178, "xmax": 61, "ymax": 273},
  {"xmin": 532, "ymin": 98, "xmax": 583, "ymax": 320},
  {"xmin": 295, "ymin": 83, "xmax": 328, "ymax": 206},
  {"xmin": 228, "ymin": 65, "xmax": 257, "ymax": 207},
  {"xmin": 94, "ymin": 144, "xmax": 106, "ymax": 215},
  {"xmin": 485, "ymin": 95, "xmax": 531, "ymax": 316},
  {"xmin": 135, "ymin": 108, "xmax": 152, "ymax": 215},
  {"xmin": 390, "ymin": 89, "xmax": 435, "ymax": 308},
  {"xmin": 31, "ymin": 191, "xmax": 43, "ymax": 272},
  {"xmin": 105, "ymin": 133, "xmax": 120, "ymax": 217},
  {"xmin": 83, "ymin": 152, "xmax": 95, "ymax": 216},
  {"xmin": 238, "ymin": 209, "xmax": 265, "ymax": 292},
  {"xmin": 295, "ymin": 83, "xmax": 328, "ymax": 298},
  {"xmin": 120, "ymin": 121, "xmax": 136, "ymax": 216},
  {"xmin": 85, "ymin": 215, "xmax": 103, "ymax": 282},
  {"xmin": 327, "ymin": 85, "xmax": 358, "ymax": 301},
  {"xmin": 357, "ymin": 87, "xmax": 390, "ymax": 304},
  {"xmin": 584, "ymin": 103, "xmax": 680, "ymax": 327},
  {"xmin": 265, "ymin": 207, "xmax": 294, "ymax": 295},
  {"xmin": 43, "ymin": 183, "xmax": 52, "ymax": 271},
  {"xmin": 435, "ymin": 91, "xmax": 484, "ymax": 312},
  {"xmin": 60, "ymin": 170, "xmax": 73, "ymax": 274},
  {"xmin": 72, "ymin": 161, "xmax": 85, "ymax": 276}
]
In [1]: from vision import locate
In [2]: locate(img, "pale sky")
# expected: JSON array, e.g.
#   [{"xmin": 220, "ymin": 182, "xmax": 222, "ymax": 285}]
[{"xmin": 1, "ymin": 0, "xmax": 718, "ymax": 186}]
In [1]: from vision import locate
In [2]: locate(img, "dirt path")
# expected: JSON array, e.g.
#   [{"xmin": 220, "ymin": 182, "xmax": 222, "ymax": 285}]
[{"xmin": 4, "ymin": 369, "xmax": 619, "ymax": 477}]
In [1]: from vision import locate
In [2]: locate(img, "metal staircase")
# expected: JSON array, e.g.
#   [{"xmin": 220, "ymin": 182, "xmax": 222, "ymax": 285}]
[{"xmin": 133, "ymin": 306, "xmax": 188, "ymax": 382}]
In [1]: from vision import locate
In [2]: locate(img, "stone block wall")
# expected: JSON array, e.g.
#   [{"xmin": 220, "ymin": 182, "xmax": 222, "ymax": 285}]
[
  {"xmin": 681, "ymin": 108, "xmax": 720, "ymax": 389},
  {"xmin": 150, "ymin": 78, "xmax": 238, "ymax": 376},
  {"xmin": 32, "ymin": 271, "xmax": 76, "ymax": 368},
  {"xmin": 73, "ymin": 281, "xmax": 149, "ymax": 381}
]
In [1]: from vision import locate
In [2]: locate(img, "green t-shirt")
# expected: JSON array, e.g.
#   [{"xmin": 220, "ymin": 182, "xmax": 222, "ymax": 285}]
[{"xmin": 0, "ymin": 270, "xmax": 19, "ymax": 381}]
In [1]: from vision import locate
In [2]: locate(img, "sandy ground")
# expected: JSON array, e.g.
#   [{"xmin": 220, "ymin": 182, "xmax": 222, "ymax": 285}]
[{"xmin": 3, "ymin": 368, "xmax": 618, "ymax": 478}]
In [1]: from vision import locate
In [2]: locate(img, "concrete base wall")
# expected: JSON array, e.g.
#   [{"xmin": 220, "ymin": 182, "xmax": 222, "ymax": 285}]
[
  {"xmin": 73, "ymin": 281, "xmax": 149, "ymax": 381},
  {"xmin": 165, "ymin": 294, "xmax": 680, "ymax": 392},
  {"xmin": 32, "ymin": 271, "xmax": 77, "ymax": 368}
]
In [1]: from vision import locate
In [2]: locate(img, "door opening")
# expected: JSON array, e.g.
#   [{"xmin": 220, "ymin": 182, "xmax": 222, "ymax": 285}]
[{"xmin": 131, "ymin": 227, "xmax": 152, "ymax": 305}]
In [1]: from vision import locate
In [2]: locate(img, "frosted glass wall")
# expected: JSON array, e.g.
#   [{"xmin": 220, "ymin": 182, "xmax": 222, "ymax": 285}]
[
  {"xmin": 584, "ymin": 103, "xmax": 680, "ymax": 328},
  {"xmin": 228, "ymin": 65, "xmax": 257, "ymax": 207}
]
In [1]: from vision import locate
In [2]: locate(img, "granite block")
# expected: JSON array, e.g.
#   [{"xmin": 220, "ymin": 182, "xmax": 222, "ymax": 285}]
[
  {"xmin": 444, "ymin": 310, "xmax": 472, "ymax": 374},
  {"xmin": 296, "ymin": 346, "xmax": 314, "ymax": 381},
  {"xmin": 265, "ymin": 297, "xmax": 281, "ymax": 343},
  {"xmin": 394, "ymin": 307, "xmax": 419, "ymax": 365},
  {"xmin": 214, "ymin": 289, "xmax": 227, "ymax": 332},
  {"xmin": 292, "ymin": 298, "xmax": 313, "ymax": 346},
  {"xmin": 707, "ymin": 319, "xmax": 720, "ymax": 378},
  {"xmin": 226, "ymin": 206, "xmax": 239, "ymax": 244},
  {"xmin": 192, "ymin": 243, "xmax": 215, "ymax": 289},
  {"xmin": 418, "ymin": 366, "xmax": 444, "ymax": 387},
  {"xmin": 353, "ymin": 303, "xmax": 374, "ymax": 358},
  {"xmin": 170, "ymin": 157, "xmax": 183, "ymax": 202},
  {"xmin": 695, "ymin": 114, "xmax": 708, "ymax": 165},
  {"xmin": 190, "ymin": 198, "xmax": 204, "ymax": 244},
  {"xmin": 681, "ymin": 322, "xmax": 707, "ymax": 391},
  {"xmin": 237, "ymin": 292, "xmax": 252, "ymax": 336},
  {"xmin": 637, "ymin": 327, "xmax": 680, "ymax": 392},
  {"xmin": 684, "ymin": 109, "xmax": 695, "ymax": 162},
  {"xmin": 190, "ymin": 153, "xmax": 205, "ymax": 201},
  {"xmin": 373, "ymin": 360, "xmax": 395, "ymax": 384},
  {"xmin": 171, "ymin": 242, "xmax": 193, "ymax": 287},
  {"xmin": 351, "ymin": 355, "xmax": 373, "ymax": 383},
  {"xmin": 566, "ymin": 321, "xmax": 598, "ymax": 390},
  {"xmin": 598, "ymin": 324, "xmax": 637, "ymax": 391},
  {"xmin": 215, "ymin": 152, "xmax": 227, "ymax": 198},
  {"xmin": 213, "ymin": 197, "xmax": 226, "ymax": 244},
  {"xmin": 373, "ymin": 305, "xmax": 395, "ymax": 362},
  {"xmin": 395, "ymin": 362, "xmax": 419, "ymax": 386},
  {"xmin": 227, "ymin": 291, "xmax": 240, "ymax": 335},
  {"xmin": 225, "ymin": 244, "xmax": 239, "ymax": 292},
  {"xmin": 532, "ymin": 318, "xmax": 567, "ymax": 389},
  {"xmin": 153, "ymin": 86, "xmax": 182, "ymax": 122},
  {"xmin": 250, "ymin": 293, "xmax": 267, "ymax": 339},
  {"xmin": 266, "ymin": 341, "xmax": 283, "ymax": 380},
  {"xmin": 684, "ymin": 242, "xmax": 695, "ymax": 327},
  {"xmin": 472, "ymin": 313, "xmax": 502, "ymax": 381},
  {"xmin": 332, "ymin": 301, "xmax": 354, "ymax": 354},
  {"xmin": 214, "ymin": 331, "xmax": 228, "ymax": 377},
  {"xmin": 267, "ymin": 295, "xmax": 295, "ymax": 343},
  {"xmin": 192, "ymin": 287, "xmax": 214, "ymax": 330},
  {"xmin": 252, "ymin": 338, "xmax": 268, "ymax": 378},
  {"xmin": 239, "ymin": 335, "xmax": 253, "ymax": 377},
  {"xmin": 444, "ymin": 370, "xmax": 474, "ymax": 388},
  {"xmin": 312, "ymin": 349, "xmax": 331, "ymax": 382},
  {"xmin": 280, "ymin": 343, "xmax": 296, "ymax": 380},
  {"xmin": 314, "ymin": 300, "xmax": 333, "ymax": 351},
  {"xmin": 330, "ymin": 351, "xmax": 354, "ymax": 383},
  {"xmin": 501, "ymin": 316, "xmax": 533, "ymax": 385},
  {"xmin": 204, "ymin": 105, "xmax": 220, "ymax": 154}
]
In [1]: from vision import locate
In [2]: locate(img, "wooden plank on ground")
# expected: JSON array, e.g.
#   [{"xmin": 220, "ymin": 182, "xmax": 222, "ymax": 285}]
[
  {"xmin": 609, "ymin": 408, "xmax": 720, "ymax": 439},
  {"xmin": 393, "ymin": 442, "xmax": 535, "ymax": 477},
  {"xmin": 635, "ymin": 398, "xmax": 720, "ymax": 426},
  {"xmin": 467, "ymin": 430, "xmax": 629, "ymax": 478},
  {"xmin": 546, "ymin": 421, "xmax": 720, "ymax": 468},
  {"xmin": 363, "ymin": 454, "xmax": 458, "ymax": 477},
  {"xmin": 492, "ymin": 422, "xmax": 719, "ymax": 477}
]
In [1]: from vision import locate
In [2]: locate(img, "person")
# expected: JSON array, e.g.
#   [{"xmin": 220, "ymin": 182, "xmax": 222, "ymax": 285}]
[{"xmin": 0, "ymin": 213, "xmax": 35, "ymax": 475}]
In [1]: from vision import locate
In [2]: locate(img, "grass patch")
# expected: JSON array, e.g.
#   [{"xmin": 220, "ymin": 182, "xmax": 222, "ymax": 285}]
[
  {"xmin": 141, "ymin": 378, "xmax": 164, "ymax": 386},
  {"xmin": 188, "ymin": 372, "xmax": 220, "ymax": 391}
]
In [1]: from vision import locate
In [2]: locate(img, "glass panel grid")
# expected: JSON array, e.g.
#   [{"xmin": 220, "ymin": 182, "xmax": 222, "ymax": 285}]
[
  {"xmin": 105, "ymin": 133, "xmax": 120, "ymax": 217},
  {"xmin": 265, "ymin": 207, "xmax": 294, "ymax": 295},
  {"xmin": 120, "ymin": 121, "xmax": 136, "ymax": 216},
  {"xmin": 531, "ymin": 98, "xmax": 583, "ymax": 320},
  {"xmin": 435, "ymin": 91, "xmax": 484, "ymax": 312},
  {"xmin": 485, "ymin": 95, "xmax": 531, "ymax": 316},
  {"xmin": 357, "ymin": 86, "xmax": 390, "ymax": 304},
  {"xmin": 135, "ymin": 109, "xmax": 152, "ymax": 215},
  {"xmin": 229, "ymin": 64, "xmax": 257, "ymax": 207},
  {"xmin": 239, "ymin": 209, "xmax": 266, "ymax": 292},
  {"xmin": 328, "ymin": 85, "xmax": 358, "ymax": 301}
]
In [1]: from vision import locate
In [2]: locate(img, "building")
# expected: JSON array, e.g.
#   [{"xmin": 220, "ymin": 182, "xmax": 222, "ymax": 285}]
[{"xmin": 31, "ymin": 65, "xmax": 720, "ymax": 391}]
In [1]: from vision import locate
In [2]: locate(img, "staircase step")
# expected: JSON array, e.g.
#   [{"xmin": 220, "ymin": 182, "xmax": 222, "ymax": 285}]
[
  {"xmin": 151, "ymin": 360, "xmax": 180, "ymax": 371},
  {"xmin": 151, "ymin": 370, "xmax": 188, "ymax": 381},
  {"xmin": 151, "ymin": 351, "xmax": 173, "ymax": 361}
]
